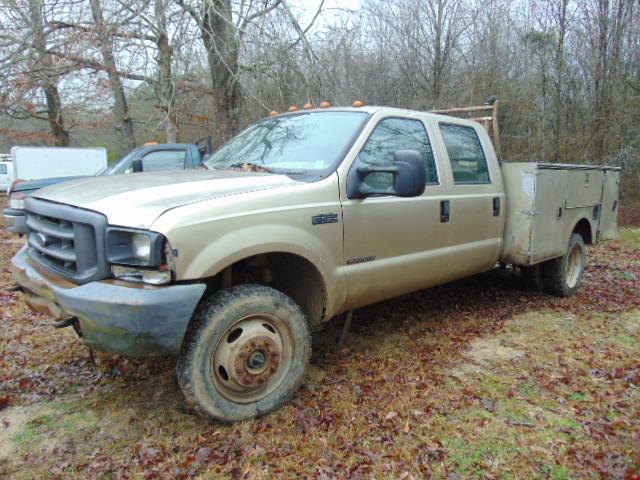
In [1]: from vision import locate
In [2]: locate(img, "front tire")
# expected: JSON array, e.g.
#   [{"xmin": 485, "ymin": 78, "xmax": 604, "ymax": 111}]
[
  {"xmin": 543, "ymin": 233, "xmax": 586, "ymax": 297},
  {"xmin": 177, "ymin": 284, "xmax": 311, "ymax": 422}
]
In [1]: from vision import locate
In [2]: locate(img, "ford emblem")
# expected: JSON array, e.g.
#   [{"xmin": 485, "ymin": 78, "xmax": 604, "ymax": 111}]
[{"xmin": 36, "ymin": 232, "xmax": 48, "ymax": 245}]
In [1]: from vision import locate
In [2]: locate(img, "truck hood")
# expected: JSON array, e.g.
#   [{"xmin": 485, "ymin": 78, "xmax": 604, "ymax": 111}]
[
  {"xmin": 13, "ymin": 175, "xmax": 91, "ymax": 193},
  {"xmin": 34, "ymin": 169, "xmax": 302, "ymax": 228}
]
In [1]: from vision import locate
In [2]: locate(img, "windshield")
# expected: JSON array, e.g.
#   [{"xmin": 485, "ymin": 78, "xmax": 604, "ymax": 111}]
[
  {"xmin": 205, "ymin": 112, "xmax": 368, "ymax": 175},
  {"xmin": 98, "ymin": 149, "xmax": 141, "ymax": 176}
]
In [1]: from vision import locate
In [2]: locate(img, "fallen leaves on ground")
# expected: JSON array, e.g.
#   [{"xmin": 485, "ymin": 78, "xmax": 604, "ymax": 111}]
[{"xmin": 1, "ymin": 196, "xmax": 639, "ymax": 479}]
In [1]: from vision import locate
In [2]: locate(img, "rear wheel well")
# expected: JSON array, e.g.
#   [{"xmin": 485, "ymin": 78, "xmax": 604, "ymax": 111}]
[
  {"xmin": 572, "ymin": 218, "xmax": 593, "ymax": 244},
  {"xmin": 202, "ymin": 253, "xmax": 326, "ymax": 327}
]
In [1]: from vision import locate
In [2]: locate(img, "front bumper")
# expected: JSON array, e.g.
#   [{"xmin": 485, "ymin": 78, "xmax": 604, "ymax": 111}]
[
  {"xmin": 3, "ymin": 208, "xmax": 26, "ymax": 234},
  {"xmin": 11, "ymin": 247, "xmax": 206, "ymax": 356}
]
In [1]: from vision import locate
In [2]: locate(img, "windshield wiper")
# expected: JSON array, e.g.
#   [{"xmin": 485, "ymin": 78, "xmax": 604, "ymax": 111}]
[
  {"xmin": 227, "ymin": 163, "xmax": 309, "ymax": 176},
  {"xmin": 227, "ymin": 162, "xmax": 278, "ymax": 173}
]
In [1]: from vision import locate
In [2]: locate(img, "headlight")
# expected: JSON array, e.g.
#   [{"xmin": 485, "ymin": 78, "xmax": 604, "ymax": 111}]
[
  {"xmin": 9, "ymin": 192, "xmax": 26, "ymax": 209},
  {"xmin": 132, "ymin": 233, "xmax": 151, "ymax": 262},
  {"xmin": 106, "ymin": 228, "xmax": 165, "ymax": 267}
]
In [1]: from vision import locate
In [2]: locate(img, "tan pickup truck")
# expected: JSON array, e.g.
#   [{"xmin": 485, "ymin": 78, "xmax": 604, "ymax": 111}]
[{"xmin": 10, "ymin": 104, "xmax": 620, "ymax": 422}]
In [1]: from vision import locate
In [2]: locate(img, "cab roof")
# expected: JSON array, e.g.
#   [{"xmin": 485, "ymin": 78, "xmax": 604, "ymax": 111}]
[{"xmin": 275, "ymin": 105, "xmax": 480, "ymax": 127}]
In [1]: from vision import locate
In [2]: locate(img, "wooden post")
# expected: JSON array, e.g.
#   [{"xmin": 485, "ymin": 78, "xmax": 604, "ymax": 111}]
[{"xmin": 492, "ymin": 100, "xmax": 501, "ymax": 158}]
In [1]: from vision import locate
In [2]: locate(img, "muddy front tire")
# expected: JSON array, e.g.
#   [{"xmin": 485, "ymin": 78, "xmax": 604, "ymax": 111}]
[
  {"xmin": 177, "ymin": 284, "xmax": 311, "ymax": 422},
  {"xmin": 543, "ymin": 233, "xmax": 586, "ymax": 297}
]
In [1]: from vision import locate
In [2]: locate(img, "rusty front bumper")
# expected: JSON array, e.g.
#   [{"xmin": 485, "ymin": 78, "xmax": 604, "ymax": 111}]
[{"xmin": 10, "ymin": 247, "xmax": 206, "ymax": 356}]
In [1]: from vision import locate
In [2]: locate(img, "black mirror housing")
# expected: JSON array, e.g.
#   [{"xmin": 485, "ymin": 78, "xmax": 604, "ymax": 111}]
[
  {"xmin": 347, "ymin": 149, "xmax": 426, "ymax": 199},
  {"xmin": 132, "ymin": 159, "xmax": 143, "ymax": 173},
  {"xmin": 391, "ymin": 150, "xmax": 426, "ymax": 197}
]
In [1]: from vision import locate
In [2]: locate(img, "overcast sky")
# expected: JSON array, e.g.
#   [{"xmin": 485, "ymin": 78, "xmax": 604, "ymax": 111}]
[{"xmin": 291, "ymin": 0, "xmax": 362, "ymax": 26}]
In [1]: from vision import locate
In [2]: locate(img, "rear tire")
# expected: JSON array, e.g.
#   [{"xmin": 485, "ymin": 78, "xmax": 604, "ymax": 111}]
[
  {"xmin": 542, "ymin": 233, "xmax": 585, "ymax": 297},
  {"xmin": 177, "ymin": 284, "xmax": 311, "ymax": 422}
]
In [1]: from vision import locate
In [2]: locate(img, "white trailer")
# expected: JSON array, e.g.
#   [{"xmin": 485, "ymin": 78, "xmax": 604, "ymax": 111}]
[{"xmin": 10, "ymin": 146, "xmax": 107, "ymax": 182}]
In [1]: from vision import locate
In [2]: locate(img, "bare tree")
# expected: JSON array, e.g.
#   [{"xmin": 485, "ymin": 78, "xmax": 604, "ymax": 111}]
[
  {"xmin": 0, "ymin": 0, "xmax": 638, "ymax": 201},
  {"xmin": 28, "ymin": 0, "xmax": 71, "ymax": 145},
  {"xmin": 549, "ymin": 0, "xmax": 571, "ymax": 162},
  {"xmin": 178, "ymin": 0, "xmax": 260, "ymax": 143},
  {"xmin": 581, "ymin": 0, "xmax": 635, "ymax": 159},
  {"xmin": 363, "ymin": 0, "xmax": 467, "ymax": 108},
  {"xmin": 0, "ymin": 0, "xmax": 71, "ymax": 145},
  {"xmin": 89, "ymin": 0, "xmax": 136, "ymax": 149},
  {"xmin": 152, "ymin": 0, "xmax": 179, "ymax": 142}
]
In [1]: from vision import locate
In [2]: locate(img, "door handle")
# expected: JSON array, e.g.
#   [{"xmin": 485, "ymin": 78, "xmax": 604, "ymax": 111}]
[
  {"xmin": 492, "ymin": 197, "xmax": 501, "ymax": 216},
  {"xmin": 440, "ymin": 200, "xmax": 450, "ymax": 223}
]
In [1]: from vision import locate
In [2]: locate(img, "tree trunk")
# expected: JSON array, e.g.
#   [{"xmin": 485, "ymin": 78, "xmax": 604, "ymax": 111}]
[
  {"xmin": 27, "ymin": 0, "xmax": 70, "ymax": 146},
  {"xmin": 201, "ymin": 0, "xmax": 241, "ymax": 145},
  {"xmin": 592, "ymin": 0, "xmax": 609, "ymax": 161},
  {"xmin": 89, "ymin": 0, "xmax": 136, "ymax": 151},
  {"xmin": 42, "ymin": 83, "xmax": 70, "ymax": 146},
  {"xmin": 552, "ymin": 0, "xmax": 569, "ymax": 163},
  {"xmin": 154, "ymin": 0, "xmax": 178, "ymax": 143},
  {"xmin": 431, "ymin": 0, "xmax": 444, "ymax": 102},
  {"xmin": 590, "ymin": 0, "xmax": 632, "ymax": 161}
]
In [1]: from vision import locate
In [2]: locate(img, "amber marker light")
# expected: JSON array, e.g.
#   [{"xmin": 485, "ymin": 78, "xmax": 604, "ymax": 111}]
[
  {"xmin": 269, "ymin": 110, "xmax": 279, "ymax": 116},
  {"xmin": 352, "ymin": 100, "xmax": 365, "ymax": 107},
  {"xmin": 319, "ymin": 101, "xmax": 332, "ymax": 108},
  {"xmin": 303, "ymin": 103, "xmax": 314, "ymax": 110},
  {"xmin": 288, "ymin": 105, "xmax": 300, "ymax": 112}
]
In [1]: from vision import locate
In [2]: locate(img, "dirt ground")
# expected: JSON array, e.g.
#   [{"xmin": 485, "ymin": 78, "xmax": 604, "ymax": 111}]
[{"xmin": 1, "ymin": 195, "xmax": 639, "ymax": 479}]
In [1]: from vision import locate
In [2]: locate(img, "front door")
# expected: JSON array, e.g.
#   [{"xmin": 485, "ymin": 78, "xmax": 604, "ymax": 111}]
[{"xmin": 341, "ymin": 116, "xmax": 448, "ymax": 310}]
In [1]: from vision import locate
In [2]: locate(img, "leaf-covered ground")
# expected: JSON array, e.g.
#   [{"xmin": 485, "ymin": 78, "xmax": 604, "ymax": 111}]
[{"xmin": 1, "ymin": 195, "xmax": 639, "ymax": 479}]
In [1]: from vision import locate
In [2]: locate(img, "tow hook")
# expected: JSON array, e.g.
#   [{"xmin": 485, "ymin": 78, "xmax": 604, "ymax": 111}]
[
  {"xmin": 7, "ymin": 283, "xmax": 23, "ymax": 292},
  {"xmin": 53, "ymin": 316, "xmax": 96, "ymax": 365},
  {"xmin": 53, "ymin": 315, "xmax": 83, "ymax": 339},
  {"xmin": 53, "ymin": 316, "xmax": 78, "ymax": 329}
]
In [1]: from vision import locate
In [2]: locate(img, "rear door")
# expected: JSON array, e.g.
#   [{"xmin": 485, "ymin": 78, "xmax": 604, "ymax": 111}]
[{"xmin": 434, "ymin": 121, "xmax": 504, "ymax": 282}]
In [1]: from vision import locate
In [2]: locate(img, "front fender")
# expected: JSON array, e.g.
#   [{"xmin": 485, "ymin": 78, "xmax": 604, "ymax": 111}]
[{"xmin": 171, "ymin": 223, "xmax": 345, "ymax": 320}]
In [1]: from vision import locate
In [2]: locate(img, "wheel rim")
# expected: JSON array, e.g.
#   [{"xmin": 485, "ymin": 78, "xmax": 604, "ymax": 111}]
[
  {"xmin": 210, "ymin": 313, "xmax": 293, "ymax": 404},
  {"xmin": 565, "ymin": 243, "xmax": 583, "ymax": 289}
]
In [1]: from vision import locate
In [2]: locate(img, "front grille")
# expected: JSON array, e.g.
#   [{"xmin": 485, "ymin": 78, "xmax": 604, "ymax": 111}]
[
  {"xmin": 27, "ymin": 213, "xmax": 79, "ymax": 273},
  {"xmin": 24, "ymin": 197, "xmax": 109, "ymax": 284}
]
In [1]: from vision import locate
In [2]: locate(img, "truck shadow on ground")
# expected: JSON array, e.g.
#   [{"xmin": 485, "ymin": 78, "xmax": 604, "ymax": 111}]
[{"xmin": 310, "ymin": 266, "xmax": 538, "ymax": 356}]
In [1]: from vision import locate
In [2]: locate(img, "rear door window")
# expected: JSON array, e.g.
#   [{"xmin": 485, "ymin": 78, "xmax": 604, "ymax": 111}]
[
  {"xmin": 439, "ymin": 123, "xmax": 490, "ymax": 184},
  {"xmin": 0, "ymin": 164, "xmax": 7, "ymax": 174}
]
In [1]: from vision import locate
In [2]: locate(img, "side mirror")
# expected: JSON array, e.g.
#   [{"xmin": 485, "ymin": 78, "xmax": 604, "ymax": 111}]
[
  {"xmin": 132, "ymin": 159, "xmax": 143, "ymax": 173},
  {"xmin": 347, "ymin": 149, "xmax": 426, "ymax": 199}
]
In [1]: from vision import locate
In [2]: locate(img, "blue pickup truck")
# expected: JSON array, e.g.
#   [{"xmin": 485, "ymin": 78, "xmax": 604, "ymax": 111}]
[{"xmin": 4, "ymin": 139, "xmax": 211, "ymax": 234}]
